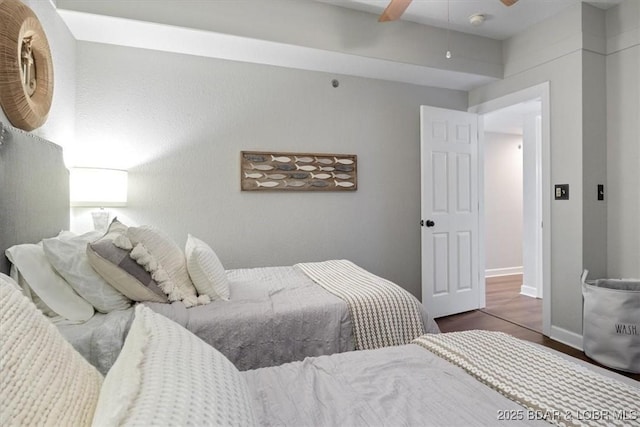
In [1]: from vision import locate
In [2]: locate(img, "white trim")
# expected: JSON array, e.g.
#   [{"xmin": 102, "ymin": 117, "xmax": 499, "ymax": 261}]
[
  {"xmin": 469, "ymin": 81, "xmax": 551, "ymax": 338},
  {"xmin": 520, "ymin": 285, "xmax": 538, "ymax": 298},
  {"xmin": 550, "ymin": 325, "xmax": 583, "ymax": 351},
  {"xmin": 477, "ymin": 120, "xmax": 487, "ymax": 310},
  {"xmin": 485, "ymin": 267, "xmax": 523, "ymax": 277},
  {"xmin": 540, "ymin": 84, "xmax": 551, "ymax": 338}
]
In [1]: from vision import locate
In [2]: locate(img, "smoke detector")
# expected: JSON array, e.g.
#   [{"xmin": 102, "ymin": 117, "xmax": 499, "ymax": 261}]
[{"xmin": 469, "ymin": 13, "xmax": 486, "ymax": 26}]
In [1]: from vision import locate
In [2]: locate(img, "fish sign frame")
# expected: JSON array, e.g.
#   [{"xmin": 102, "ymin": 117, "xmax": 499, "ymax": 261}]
[{"xmin": 241, "ymin": 151, "xmax": 357, "ymax": 191}]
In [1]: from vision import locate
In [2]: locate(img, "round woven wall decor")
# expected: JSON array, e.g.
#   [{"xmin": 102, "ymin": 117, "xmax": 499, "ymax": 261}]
[{"xmin": 0, "ymin": 0, "xmax": 54, "ymax": 131}]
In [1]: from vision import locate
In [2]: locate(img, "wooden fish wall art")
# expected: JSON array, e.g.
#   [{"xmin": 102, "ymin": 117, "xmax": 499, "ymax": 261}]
[{"xmin": 241, "ymin": 151, "xmax": 357, "ymax": 191}]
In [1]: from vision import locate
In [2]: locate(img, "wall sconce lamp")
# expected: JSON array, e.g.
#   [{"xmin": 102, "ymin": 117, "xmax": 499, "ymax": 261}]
[{"xmin": 70, "ymin": 167, "xmax": 128, "ymax": 231}]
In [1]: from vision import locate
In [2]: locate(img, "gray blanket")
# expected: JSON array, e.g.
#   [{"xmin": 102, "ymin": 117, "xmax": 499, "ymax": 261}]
[
  {"xmin": 59, "ymin": 266, "xmax": 439, "ymax": 374},
  {"xmin": 146, "ymin": 266, "xmax": 357, "ymax": 371}
]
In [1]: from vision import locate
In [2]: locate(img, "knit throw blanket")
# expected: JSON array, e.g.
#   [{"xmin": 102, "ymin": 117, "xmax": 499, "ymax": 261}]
[
  {"xmin": 413, "ymin": 331, "xmax": 640, "ymax": 427},
  {"xmin": 295, "ymin": 260, "xmax": 425, "ymax": 350}
]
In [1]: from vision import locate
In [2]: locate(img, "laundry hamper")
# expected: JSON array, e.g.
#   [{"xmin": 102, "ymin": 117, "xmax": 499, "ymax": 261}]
[{"xmin": 581, "ymin": 270, "xmax": 640, "ymax": 373}]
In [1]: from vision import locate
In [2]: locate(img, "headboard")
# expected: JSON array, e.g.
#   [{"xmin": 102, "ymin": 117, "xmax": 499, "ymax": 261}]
[{"xmin": 0, "ymin": 121, "xmax": 70, "ymax": 274}]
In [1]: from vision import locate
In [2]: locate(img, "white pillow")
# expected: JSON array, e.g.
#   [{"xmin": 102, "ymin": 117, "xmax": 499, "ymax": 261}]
[
  {"xmin": 5, "ymin": 243, "xmax": 94, "ymax": 322},
  {"xmin": 43, "ymin": 232, "xmax": 132, "ymax": 313},
  {"xmin": 185, "ymin": 234, "xmax": 230, "ymax": 301},
  {"xmin": 10, "ymin": 266, "xmax": 58, "ymax": 317},
  {"xmin": 0, "ymin": 275, "xmax": 103, "ymax": 426},
  {"xmin": 93, "ymin": 304, "xmax": 257, "ymax": 426},
  {"xmin": 127, "ymin": 226, "xmax": 205, "ymax": 307}
]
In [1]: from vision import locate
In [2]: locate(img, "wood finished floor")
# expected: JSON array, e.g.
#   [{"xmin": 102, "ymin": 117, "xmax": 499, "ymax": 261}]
[
  {"xmin": 435, "ymin": 275, "xmax": 639, "ymax": 381},
  {"xmin": 482, "ymin": 274, "xmax": 543, "ymax": 332}
]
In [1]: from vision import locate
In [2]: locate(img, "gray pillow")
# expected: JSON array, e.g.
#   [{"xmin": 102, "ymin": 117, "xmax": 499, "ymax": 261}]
[{"xmin": 87, "ymin": 219, "xmax": 168, "ymax": 303}]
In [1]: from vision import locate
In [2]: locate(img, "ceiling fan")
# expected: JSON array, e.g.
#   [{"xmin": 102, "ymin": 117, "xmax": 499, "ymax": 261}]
[{"xmin": 378, "ymin": 0, "xmax": 519, "ymax": 22}]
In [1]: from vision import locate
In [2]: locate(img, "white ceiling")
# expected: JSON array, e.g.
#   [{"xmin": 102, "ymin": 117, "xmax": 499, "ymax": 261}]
[{"xmin": 320, "ymin": 0, "xmax": 623, "ymax": 40}]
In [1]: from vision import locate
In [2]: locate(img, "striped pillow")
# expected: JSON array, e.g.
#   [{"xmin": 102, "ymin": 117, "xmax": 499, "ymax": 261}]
[{"xmin": 185, "ymin": 234, "xmax": 230, "ymax": 301}]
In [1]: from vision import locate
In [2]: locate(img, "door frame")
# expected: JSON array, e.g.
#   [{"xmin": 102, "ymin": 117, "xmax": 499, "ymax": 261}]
[{"xmin": 468, "ymin": 82, "xmax": 551, "ymax": 337}]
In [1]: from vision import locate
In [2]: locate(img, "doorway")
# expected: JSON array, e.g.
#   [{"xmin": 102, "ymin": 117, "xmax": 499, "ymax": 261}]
[
  {"xmin": 469, "ymin": 82, "xmax": 551, "ymax": 337},
  {"xmin": 479, "ymin": 100, "xmax": 543, "ymax": 332}
]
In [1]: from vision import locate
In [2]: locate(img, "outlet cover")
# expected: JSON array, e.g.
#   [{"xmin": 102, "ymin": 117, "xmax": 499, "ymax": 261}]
[{"xmin": 555, "ymin": 184, "xmax": 569, "ymax": 200}]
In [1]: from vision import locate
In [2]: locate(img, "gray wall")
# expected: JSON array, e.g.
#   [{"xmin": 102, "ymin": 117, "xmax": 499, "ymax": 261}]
[
  {"xmin": 470, "ymin": 3, "xmax": 601, "ymax": 341},
  {"xmin": 73, "ymin": 41, "xmax": 467, "ymax": 299},
  {"xmin": 484, "ymin": 132, "xmax": 523, "ymax": 274},
  {"xmin": 582, "ymin": 50, "xmax": 608, "ymax": 281},
  {"xmin": 606, "ymin": 1, "xmax": 640, "ymax": 278},
  {"xmin": 471, "ymin": 0, "xmax": 639, "ymax": 341},
  {"xmin": 471, "ymin": 52, "xmax": 586, "ymax": 340}
]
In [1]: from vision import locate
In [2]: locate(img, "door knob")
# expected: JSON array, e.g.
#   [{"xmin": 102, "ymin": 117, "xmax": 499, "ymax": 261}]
[{"xmin": 425, "ymin": 219, "xmax": 435, "ymax": 227}]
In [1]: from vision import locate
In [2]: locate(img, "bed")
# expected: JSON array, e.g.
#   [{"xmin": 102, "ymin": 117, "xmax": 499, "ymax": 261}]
[
  {"xmin": 0, "ymin": 123, "xmax": 438, "ymax": 375},
  {"xmin": 56, "ymin": 261, "xmax": 438, "ymax": 373},
  {"xmin": 2, "ymin": 277, "xmax": 638, "ymax": 427}
]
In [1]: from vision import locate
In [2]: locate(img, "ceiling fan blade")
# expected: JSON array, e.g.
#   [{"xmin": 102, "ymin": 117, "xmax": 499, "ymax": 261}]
[
  {"xmin": 378, "ymin": 0, "xmax": 413, "ymax": 22},
  {"xmin": 500, "ymin": 0, "xmax": 519, "ymax": 6}
]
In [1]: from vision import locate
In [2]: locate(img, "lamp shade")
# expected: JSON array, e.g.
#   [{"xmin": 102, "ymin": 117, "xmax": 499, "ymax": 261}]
[{"xmin": 70, "ymin": 167, "xmax": 128, "ymax": 207}]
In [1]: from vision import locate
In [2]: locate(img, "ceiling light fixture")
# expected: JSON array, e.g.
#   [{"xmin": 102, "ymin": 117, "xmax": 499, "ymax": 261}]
[{"xmin": 469, "ymin": 13, "xmax": 485, "ymax": 26}]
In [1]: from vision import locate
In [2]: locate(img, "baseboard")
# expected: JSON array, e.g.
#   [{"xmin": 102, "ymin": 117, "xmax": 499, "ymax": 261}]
[
  {"xmin": 520, "ymin": 285, "xmax": 538, "ymax": 298},
  {"xmin": 485, "ymin": 266, "xmax": 523, "ymax": 277},
  {"xmin": 550, "ymin": 325, "xmax": 583, "ymax": 350}
]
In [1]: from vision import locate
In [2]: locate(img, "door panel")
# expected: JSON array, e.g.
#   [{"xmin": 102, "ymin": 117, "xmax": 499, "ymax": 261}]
[
  {"xmin": 457, "ymin": 231, "xmax": 472, "ymax": 290},
  {"xmin": 457, "ymin": 154, "xmax": 471, "ymax": 212},
  {"xmin": 432, "ymin": 152, "xmax": 448, "ymax": 212},
  {"xmin": 433, "ymin": 234, "xmax": 449, "ymax": 295},
  {"xmin": 421, "ymin": 106, "xmax": 479, "ymax": 318},
  {"xmin": 455, "ymin": 124, "xmax": 471, "ymax": 144}
]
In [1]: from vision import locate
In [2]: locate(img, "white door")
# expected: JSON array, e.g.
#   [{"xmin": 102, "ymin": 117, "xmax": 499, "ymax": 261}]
[{"xmin": 420, "ymin": 106, "xmax": 480, "ymax": 318}]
